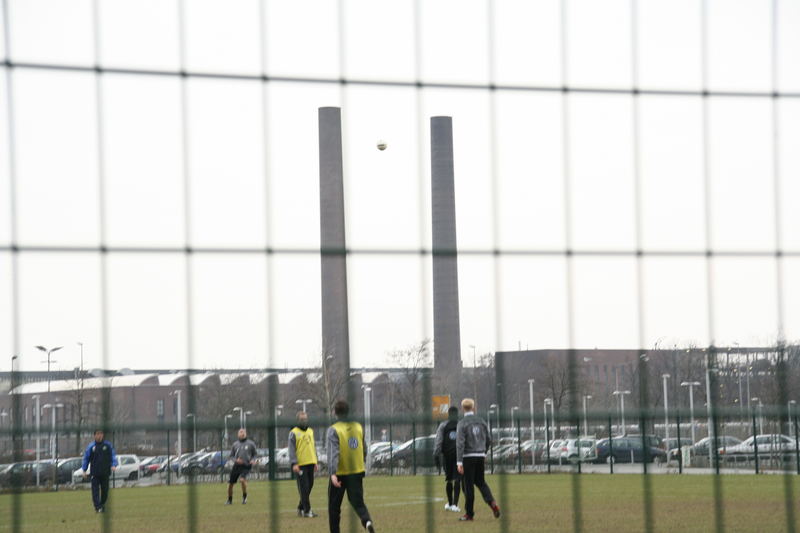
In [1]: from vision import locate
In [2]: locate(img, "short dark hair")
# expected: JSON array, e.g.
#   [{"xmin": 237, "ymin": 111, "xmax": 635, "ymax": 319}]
[
  {"xmin": 93, "ymin": 429, "xmax": 104, "ymax": 435},
  {"xmin": 333, "ymin": 400, "xmax": 349, "ymax": 417},
  {"xmin": 448, "ymin": 406, "xmax": 458, "ymax": 416}
]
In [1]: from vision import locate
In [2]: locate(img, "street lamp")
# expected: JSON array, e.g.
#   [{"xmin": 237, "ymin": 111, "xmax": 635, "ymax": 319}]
[
  {"xmin": 41, "ymin": 403, "xmax": 64, "ymax": 464},
  {"xmin": 544, "ymin": 398, "xmax": 553, "ymax": 444},
  {"xmin": 489, "ymin": 404, "xmax": 498, "ymax": 439},
  {"xmin": 511, "ymin": 406, "xmax": 519, "ymax": 432},
  {"xmin": 582, "ymin": 395, "xmax": 592, "ymax": 437},
  {"xmin": 32, "ymin": 395, "xmax": 40, "ymax": 487},
  {"xmin": 362, "ymin": 386, "xmax": 372, "ymax": 464},
  {"xmin": 612, "ymin": 391, "xmax": 631, "ymax": 436},
  {"xmin": 186, "ymin": 414, "xmax": 197, "ymax": 453},
  {"xmin": 752, "ymin": 397, "xmax": 764, "ymax": 435},
  {"xmin": 470, "ymin": 345, "xmax": 478, "ymax": 403},
  {"xmin": 681, "ymin": 381, "xmax": 701, "ymax": 443},
  {"xmin": 35, "ymin": 346, "xmax": 63, "ymax": 393},
  {"xmin": 232, "ymin": 406, "xmax": 243, "ymax": 430},
  {"xmin": 789, "ymin": 400, "xmax": 796, "ymax": 438},
  {"xmin": 244, "ymin": 411, "xmax": 253, "ymax": 432},
  {"xmin": 295, "ymin": 399, "xmax": 313, "ymax": 413},
  {"xmin": 527, "ymin": 379, "xmax": 535, "ymax": 446},
  {"xmin": 171, "ymin": 390, "xmax": 182, "ymax": 475},
  {"xmin": 223, "ymin": 414, "xmax": 233, "ymax": 447},
  {"xmin": 274, "ymin": 404, "xmax": 283, "ymax": 450},
  {"xmin": 662, "ymin": 374, "xmax": 671, "ymax": 443}
]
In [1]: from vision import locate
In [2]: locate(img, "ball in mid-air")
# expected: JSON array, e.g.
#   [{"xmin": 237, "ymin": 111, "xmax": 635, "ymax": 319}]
[{"xmin": 377, "ymin": 140, "xmax": 387, "ymax": 151}]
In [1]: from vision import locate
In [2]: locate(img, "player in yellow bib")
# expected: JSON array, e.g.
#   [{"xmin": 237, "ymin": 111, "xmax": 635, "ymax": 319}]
[
  {"xmin": 289, "ymin": 411, "xmax": 319, "ymax": 517},
  {"xmin": 326, "ymin": 399, "xmax": 376, "ymax": 533}
]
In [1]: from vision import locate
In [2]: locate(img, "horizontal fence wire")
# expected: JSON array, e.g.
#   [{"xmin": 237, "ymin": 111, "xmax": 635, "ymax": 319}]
[{"xmin": 2, "ymin": 0, "xmax": 796, "ymax": 532}]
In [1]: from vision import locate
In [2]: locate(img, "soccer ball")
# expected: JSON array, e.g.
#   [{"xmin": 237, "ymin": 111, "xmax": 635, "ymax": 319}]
[{"xmin": 377, "ymin": 140, "xmax": 387, "ymax": 151}]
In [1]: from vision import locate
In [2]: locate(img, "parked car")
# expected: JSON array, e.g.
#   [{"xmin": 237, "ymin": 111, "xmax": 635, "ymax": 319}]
[
  {"xmin": 55, "ymin": 457, "xmax": 83, "ymax": 484},
  {"xmin": 720, "ymin": 434, "xmax": 797, "ymax": 456},
  {"xmin": 139, "ymin": 455, "xmax": 169, "ymax": 477},
  {"xmin": 595, "ymin": 437, "xmax": 666, "ymax": 464},
  {"xmin": 384, "ymin": 435, "xmax": 437, "ymax": 469},
  {"xmin": 558, "ymin": 438, "xmax": 598, "ymax": 463},
  {"xmin": 73, "ymin": 454, "xmax": 141, "ymax": 483},
  {"xmin": 545, "ymin": 440, "xmax": 565, "ymax": 463},
  {"xmin": 693, "ymin": 436, "xmax": 742, "ymax": 456},
  {"xmin": 661, "ymin": 437, "xmax": 694, "ymax": 452}
]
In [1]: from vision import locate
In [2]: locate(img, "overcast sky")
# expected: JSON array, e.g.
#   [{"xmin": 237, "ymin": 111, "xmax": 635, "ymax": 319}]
[{"xmin": 2, "ymin": 0, "xmax": 800, "ymax": 373}]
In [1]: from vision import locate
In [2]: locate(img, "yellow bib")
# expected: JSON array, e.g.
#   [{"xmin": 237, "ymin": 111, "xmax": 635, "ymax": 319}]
[
  {"xmin": 291, "ymin": 427, "xmax": 318, "ymax": 466},
  {"xmin": 332, "ymin": 421, "xmax": 365, "ymax": 475}
]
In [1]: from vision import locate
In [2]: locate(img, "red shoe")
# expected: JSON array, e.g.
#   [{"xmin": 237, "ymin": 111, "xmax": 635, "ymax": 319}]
[
  {"xmin": 458, "ymin": 514, "xmax": 474, "ymax": 521},
  {"xmin": 490, "ymin": 502, "xmax": 501, "ymax": 519}
]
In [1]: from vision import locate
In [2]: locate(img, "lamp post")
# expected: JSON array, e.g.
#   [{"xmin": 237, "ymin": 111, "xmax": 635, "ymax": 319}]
[
  {"xmin": 544, "ymin": 398, "xmax": 553, "ymax": 447},
  {"xmin": 527, "ymin": 379, "xmax": 535, "ymax": 446},
  {"xmin": 789, "ymin": 401, "xmax": 796, "ymax": 438},
  {"xmin": 35, "ymin": 345, "xmax": 63, "ymax": 394},
  {"xmin": 32, "ymin": 395, "xmax": 40, "ymax": 487},
  {"xmin": 244, "ymin": 411, "xmax": 253, "ymax": 432},
  {"xmin": 171, "ymin": 390, "xmax": 182, "ymax": 475},
  {"xmin": 41, "ymin": 403, "xmax": 64, "ymax": 463},
  {"xmin": 511, "ymin": 407, "xmax": 519, "ymax": 433},
  {"xmin": 582, "ymin": 395, "xmax": 592, "ymax": 437},
  {"xmin": 296, "ymin": 399, "xmax": 313, "ymax": 413},
  {"xmin": 274, "ymin": 404, "xmax": 283, "ymax": 454},
  {"xmin": 681, "ymin": 381, "xmax": 701, "ymax": 443},
  {"xmin": 662, "ymin": 374, "xmax": 671, "ymax": 443},
  {"xmin": 362, "ymin": 386, "xmax": 372, "ymax": 460},
  {"xmin": 612, "ymin": 391, "xmax": 630, "ymax": 436},
  {"xmin": 223, "ymin": 414, "xmax": 232, "ymax": 447},
  {"xmin": 752, "ymin": 398, "xmax": 764, "ymax": 435},
  {"xmin": 470, "ymin": 345, "xmax": 478, "ymax": 403},
  {"xmin": 232, "ymin": 407, "xmax": 243, "ymax": 430},
  {"xmin": 489, "ymin": 404, "xmax": 498, "ymax": 439},
  {"xmin": 186, "ymin": 414, "xmax": 196, "ymax": 452}
]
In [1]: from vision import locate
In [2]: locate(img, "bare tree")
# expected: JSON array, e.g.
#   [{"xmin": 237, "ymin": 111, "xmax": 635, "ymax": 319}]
[{"xmin": 388, "ymin": 340, "xmax": 433, "ymax": 415}]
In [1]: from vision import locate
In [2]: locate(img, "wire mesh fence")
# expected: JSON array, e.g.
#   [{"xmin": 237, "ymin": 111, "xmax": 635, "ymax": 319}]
[{"xmin": 2, "ymin": 0, "xmax": 800, "ymax": 531}]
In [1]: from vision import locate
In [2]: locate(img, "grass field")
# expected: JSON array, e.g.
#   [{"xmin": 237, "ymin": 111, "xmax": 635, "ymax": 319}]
[{"xmin": 2, "ymin": 474, "xmax": 800, "ymax": 532}]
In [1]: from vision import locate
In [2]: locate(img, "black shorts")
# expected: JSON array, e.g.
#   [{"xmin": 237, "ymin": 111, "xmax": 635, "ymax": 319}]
[
  {"xmin": 443, "ymin": 452, "xmax": 459, "ymax": 481},
  {"xmin": 229, "ymin": 463, "xmax": 252, "ymax": 484}
]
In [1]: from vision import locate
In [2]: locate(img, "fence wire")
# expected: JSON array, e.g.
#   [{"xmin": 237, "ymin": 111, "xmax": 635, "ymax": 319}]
[{"xmin": 2, "ymin": 0, "xmax": 799, "ymax": 532}]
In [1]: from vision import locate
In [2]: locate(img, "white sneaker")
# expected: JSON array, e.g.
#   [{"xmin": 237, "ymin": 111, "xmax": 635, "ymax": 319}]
[
  {"xmin": 445, "ymin": 504, "xmax": 452, "ymax": 511},
  {"xmin": 450, "ymin": 505, "xmax": 461, "ymax": 513}
]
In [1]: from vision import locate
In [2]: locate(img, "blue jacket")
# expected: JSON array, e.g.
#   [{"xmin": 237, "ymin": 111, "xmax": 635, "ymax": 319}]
[{"xmin": 82, "ymin": 440, "xmax": 118, "ymax": 476}]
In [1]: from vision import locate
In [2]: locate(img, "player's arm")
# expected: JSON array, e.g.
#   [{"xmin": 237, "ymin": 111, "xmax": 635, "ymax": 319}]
[
  {"xmin": 289, "ymin": 431, "xmax": 299, "ymax": 473},
  {"xmin": 81, "ymin": 442, "xmax": 92, "ymax": 474},
  {"xmin": 456, "ymin": 420, "xmax": 465, "ymax": 465},
  {"xmin": 433, "ymin": 421, "xmax": 445, "ymax": 458},
  {"xmin": 327, "ymin": 427, "xmax": 341, "ymax": 486},
  {"xmin": 110, "ymin": 442, "xmax": 118, "ymax": 470}
]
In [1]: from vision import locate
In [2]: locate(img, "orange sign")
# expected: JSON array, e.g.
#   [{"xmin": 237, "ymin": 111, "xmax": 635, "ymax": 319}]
[{"xmin": 431, "ymin": 395, "xmax": 451, "ymax": 421}]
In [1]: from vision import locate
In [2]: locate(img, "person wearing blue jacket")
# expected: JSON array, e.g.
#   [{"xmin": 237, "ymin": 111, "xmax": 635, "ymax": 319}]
[{"xmin": 81, "ymin": 429, "xmax": 118, "ymax": 513}]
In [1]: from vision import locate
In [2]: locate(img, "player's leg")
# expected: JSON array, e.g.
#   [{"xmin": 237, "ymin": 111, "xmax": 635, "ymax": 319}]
[
  {"xmin": 446, "ymin": 453, "xmax": 460, "ymax": 511},
  {"xmin": 240, "ymin": 476, "xmax": 249, "ymax": 503},
  {"xmin": 344, "ymin": 474, "xmax": 374, "ymax": 531},
  {"xmin": 91, "ymin": 475, "xmax": 102, "ymax": 511},
  {"xmin": 460, "ymin": 458, "xmax": 476, "ymax": 520},
  {"xmin": 327, "ymin": 475, "xmax": 347, "ymax": 533},
  {"xmin": 304, "ymin": 464, "xmax": 317, "ymax": 515},
  {"xmin": 99, "ymin": 475, "xmax": 110, "ymax": 510},
  {"xmin": 227, "ymin": 466, "xmax": 240, "ymax": 504},
  {"xmin": 296, "ymin": 467, "xmax": 305, "ymax": 515},
  {"xmin": 473, "ymin": 460, "xmax": 500, "ymax": 518}
]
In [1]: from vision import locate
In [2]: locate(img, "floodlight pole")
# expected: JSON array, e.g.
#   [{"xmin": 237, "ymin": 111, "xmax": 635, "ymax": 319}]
[
  {"xmin": 232, "ymin": 407, "xmax": 243, "ymax": 430},
  {"xmin": 36, "ymin": 345, "xmax": 63, "ymax": 394},
  {"xmin": 662, "ymin": 374, "xmax": 671, "ymax": 443},
  {"xmin": 32, "ymin": 395, "xmax": 40, "ymax": 487},
  {"xmin": 613, "ymin": 391, "xmax": 631, "ymax": 436},
  {"xmin": 582, "ymin": 395, "xmax": 592, "ymax": 437},
  {"xmin": 681, "ymin": 382, "xmax": 701, "ymax": 444},
  {"xmin": 224, "ymin": 414, "xmax": 232, "ymax": 448},
  {"xmin": 172, "ymin": 390, "xmax": 182, "ymax": 476},
  {"xmin": 528, "ymin": 379, "xmax": 535, "ymax": 464}
]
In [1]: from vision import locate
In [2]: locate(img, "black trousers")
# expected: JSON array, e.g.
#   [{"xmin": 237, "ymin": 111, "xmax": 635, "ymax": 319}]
[
  {"xmin": 295, "ymin": 464, "xmax": 315, "ymax": 513},
  {"xmin": 443, "ymin": 452, "xmax": 462, "ymax": 506},
  {"xmin": 462, "ymin": 457, "xmax": 495, "ymax": 518},
  {"xmin": 91, "ymin": 474, "xmax": 110, "ymax": 510},
  {"xmin": 328, "ymin": 473, "xmax": 371, "ymax": 533}
]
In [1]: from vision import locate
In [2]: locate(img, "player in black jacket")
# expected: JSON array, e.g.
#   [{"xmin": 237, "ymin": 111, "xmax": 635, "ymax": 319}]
[
  {"xmin": 433, "ymin": 406, "xmax": 462, "ymax": 512},
  {"xmin": 81, "ymin": 429, "xmax": 118, "ymax": 513}
]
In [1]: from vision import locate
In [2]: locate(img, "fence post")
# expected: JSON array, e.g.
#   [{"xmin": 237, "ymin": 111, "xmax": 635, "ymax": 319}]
[
  {"xmin": 516, "ymin": 415, "xmax": 522, "ymax": 474},
  {"xmin": 389, "ymin": 422, "xmax": 393, "ymax": 476},
  {"xmin": 752, "ymin": 412, "xmax": 759, "ymax": 475},
  {"xmin": 412, "ymin": 421, "xmax": 416, "ymax": 476},
  {"xmin": 608, "ymin": 416, "xmax": 614, "ymax": 475},
  {"xmin": 546, "ymin": 413, "xmax": 551, "ymax": 474},
  {"xmin": 794, "ymin": 415, "xmax": 799, "ymax": 476},
  {"xmin": 166, "ymin": 429, "xmax": 171, "ymax": 486},
  {"xmin": 676, "ymin": 410, "xmax": 682, "ymax": 474}
]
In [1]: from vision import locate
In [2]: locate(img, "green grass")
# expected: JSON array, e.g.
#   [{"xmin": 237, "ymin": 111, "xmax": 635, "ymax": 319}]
[{"xmin": 2, "ymin": 474, "xmax": 800, "ymax": 532}]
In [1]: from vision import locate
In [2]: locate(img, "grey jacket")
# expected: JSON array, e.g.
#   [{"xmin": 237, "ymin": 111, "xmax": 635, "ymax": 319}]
[
  {"xmin": 456, "ymin": 413, "xmax": 492, "ymax": 464},
  {"xmin": 230, "ymin": 438, "xmax": 257, "ymax": 464}
]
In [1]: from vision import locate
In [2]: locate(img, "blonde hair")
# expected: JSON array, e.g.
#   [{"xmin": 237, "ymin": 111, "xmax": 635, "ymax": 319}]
[{"xmin": 461, "ymin": 398, "xmax": 475, "ymax": 412}]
